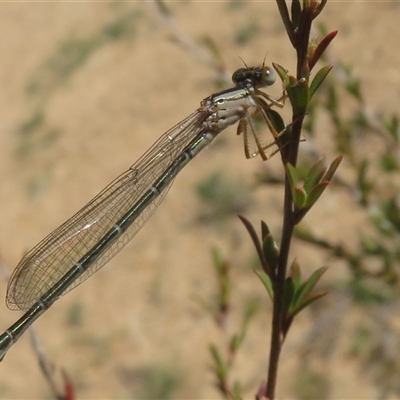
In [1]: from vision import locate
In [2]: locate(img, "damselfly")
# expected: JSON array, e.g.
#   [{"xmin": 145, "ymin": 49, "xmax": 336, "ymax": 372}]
[
  {"xmin": 0, "ymin": 64, "xmax": 285, "ymax": 360},
  {"xmin": 232, "ymin": 60, "xmax": 286, "ymax": 159}
]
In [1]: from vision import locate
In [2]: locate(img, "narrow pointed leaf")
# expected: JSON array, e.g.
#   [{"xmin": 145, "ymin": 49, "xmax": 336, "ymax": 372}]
[
  {"xmin": 304, "ymin": 156, "xmax": 326, "ymax": 193},
  {"xmin": 309, "ymin": 30, "xmax": 337, "ymax": 71},
  {"xmin": 293, "ymin": 266, "xmax": 328, "ymax": 307},
  {"xmin": 233, "ymin": 300, "xmax": 259, "ymax": 351},
  {"xmin": 260, "ymin": 220, "xmax": 276, "ymax": 275},
  {"xmin": 261, "ymin": 220, "xmax": 271, "ymax": 241},
  {"xmin": 209, "ymin": 344, "xmax": 228, "ymax": 380},
  {"xmin": 315, "ymin": 0, "xmax": 328, "ymax": 15},
  {"xmin": 230, "ymin": 333, "xmax": 241, "ymax": 353},
  {"xmin": 286, "ymin": 162, "xmax": 298, "ymax": 191},
  {"xmin": 274, "ymin": 1, "xmax": 295, "ymax": 46},
  {"xmin": 289, "ymin": 258, "xmax": 302, "ymax": 287},
  {"xmin": 272, "ymin": 62, "xmax": 289, "ymax": 84},
  {"xmin": 291, "ymin": 0, "xmax": 301, "ymax": 28},
  {"xmin": 291, "ymin": 290, "xmax": 329, "ymax": 317},
  {"xmin": 212, "ymin": 247, "xmax": 224, "ymax": 272},
  {"xmin": 286, "ymin": 76, "xmax": 309, "ymax": 116},
  {"xmin": 243, "ymin": 298, "xmax": 260, "ymax": 324},
  {"xmin": 265, "ymin": 107, "xmax": 286, "ymax": 134},
  {"xmin": 304, "ymin": 181, "xmax": 329, "ymax": 208},
  {"xmin": 238, "ymin": 215, "xmax": 264, "ymax": 267},
  {"xmin": 255, "ymin": 270, "xmax": 274, "ymax": 300},
  {"xmin": 262, "ymin": 231, "xmax": 279, "ymax": 275},
  {"xmin": 311, "ymin": 30, "xmax": 338, "ymax": 67},
  {"xmin": 383, "ymin": 114, "xmax": 400, "ymax": 142},
  {"xmin": 232, "ymin": 382, "xmax": 243, "ymax": 400},
  {"xmin": 323, "ymin": 155, "xmax": 343, "ymax": 182},
  {"xmin": 310, "ymin": 65, "xmax": 333, "ymax": 100},
  {"xmin": 294, "ymin": 187, "xmax": 307, "ymax": 209},
  {"xmin": 283, "ymin": 277, "xmax": 295, "ymax": 317}
]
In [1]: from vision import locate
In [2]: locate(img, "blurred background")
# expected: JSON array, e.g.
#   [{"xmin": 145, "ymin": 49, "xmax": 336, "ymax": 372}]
[{"xmin": 0, "ymin": 2, "xmax": 400, "ymax": 399}]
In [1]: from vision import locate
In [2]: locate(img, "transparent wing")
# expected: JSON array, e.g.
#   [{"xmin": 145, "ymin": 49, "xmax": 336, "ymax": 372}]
[{"xmin": 7, "ymin": 110, "xmax": 206, "ymax": 310}]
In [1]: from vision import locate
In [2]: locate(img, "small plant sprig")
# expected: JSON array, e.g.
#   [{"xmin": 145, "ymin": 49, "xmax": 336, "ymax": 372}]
[
  {"xmin": 238, "ymin": 1, "xmax": 338, "ymax": 399},
  {"xmin": 286, "ymin": 29, "xmax": 400, "ymax": 398},
  {"xmin": 195, "ymin": 248, "xmax": 260, "ymax": 400},
  {"xmin": 156, "ymin": 1, "xmax": 342, "ymax": 398},
  {"xmin": 296, "ymin": 55, "xmax": 400, "ymax": 292}
]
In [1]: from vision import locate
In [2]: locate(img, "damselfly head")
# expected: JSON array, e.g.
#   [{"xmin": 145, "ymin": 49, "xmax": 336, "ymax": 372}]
[{"xmin": 232, "ymin": 65, "xmax": 276, "ymax": 90}]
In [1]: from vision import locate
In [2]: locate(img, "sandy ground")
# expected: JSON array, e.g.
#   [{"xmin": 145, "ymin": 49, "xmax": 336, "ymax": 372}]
[{"xmin": 0, "ymin": 2, "xmax": 399, "ymax": 399}]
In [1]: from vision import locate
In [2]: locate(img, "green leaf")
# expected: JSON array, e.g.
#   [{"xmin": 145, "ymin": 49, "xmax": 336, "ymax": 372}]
[
  {"xmin": 286, "ymin": 163, "xmax": 298, "ymax": 191},
  {"xmin": 291, "ymin": 291, "xmax": 329, "ymax": 317},
  {"xmin": 211, "ymin": 248, "xmax": 230, "ymax": 305},
  {"xmin": 230, "ymin": 300, "xmax": 259, "ymax": 354},
  {"xmin": 289, "ymin": 258, "xmax": 302, "ymax": 287},
  {"xmin": 243, "ymin": 298, "xmax": 260, "ymax": 324},
  {"xmin": 272, "ymin": 62, "xmax": 289, "ymax": 84},
  {"xmin": 255, "ymin": 270, "xmax": 274, "ymax": 300},
  {"xmin": 261, "ymin": 220, "xmax": 271, "ymax": 241},
  {"xmin": 291, "ymin": 0, "xmax": 301, "ymax": 28},
  {"xmin": 308, "ymin": 31, "xmax": 337, "ymax": 71},
  {"xmin": 265, "ymin": 108, "xmax": 286, "ymax": 134},
  {"xmin": 232, "ymin": 381, "xmax": 243, "ymax": 400},
  {"xmin": 230, "ymin": 333, "xmax": 241, "ymax": 353},
  {"xmin": 212, "ymin": 247, "xmax": 224, "ymax": 272},
  {"xmin": 239, "ymin": 215, "xmax": 264, "ymax": 267},
  {"xmin": 304, "ymin": 157, "xmax": 326, "ymax": 193},
  {"xmin": 292, "ymin": 266, "xmax": 328, "ymax": 308},
  {"xmin": 209, "ymin": 344, "xmax": 228, "ymax": 380},
  {"xmin": 303, "ymin": 156, "xmax": 342, "ymax": 209},
  {"xmin": 304, "ymin": 181, "xmax": 329, "ymax": 208},
  {"xmin": 309, "ymin": 65, "xmax": 333, "ymax": 100},
  {"xmin": 293, "ymin": 187, "xmax": 307, "ymax": 209},
  {"xmin": 283, "ymin": 277, "xmax": 295, "ymax": 317},
  {"xmin": 323, "ymin": 155, "xmax": 343, "ymax": 182},
  {"xmin": 286, "ymin": 76, "xmax": 309, "ymax": 116},
  {"xmin": 262, "ymin": 231, "xmax": 279, "ymax": 275},
  {"xmin": 383, "ymin": 114, "xmax": 400, "ymax": 143}
]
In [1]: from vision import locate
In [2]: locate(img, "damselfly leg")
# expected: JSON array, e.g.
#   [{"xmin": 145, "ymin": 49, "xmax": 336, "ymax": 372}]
[{"xmin": 232, "ymin": 61, "xmax": 288, "ymax": 160}]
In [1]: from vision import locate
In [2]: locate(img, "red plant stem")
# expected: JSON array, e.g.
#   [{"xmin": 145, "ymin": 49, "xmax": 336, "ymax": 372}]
[
  {"xmin": 265, "ymin": 2, "xmax": 315, "ymax": 398},
  {"xmin": 265, "ymin": 177, "xmax": 295, "ymax": 399}
]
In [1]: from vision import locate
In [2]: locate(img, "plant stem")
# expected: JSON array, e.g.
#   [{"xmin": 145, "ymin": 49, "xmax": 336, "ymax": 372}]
[
  {"xmin": 265, "ymin": 176, "xmax": 295, "ymax": 399},
  {"xmin": 266, "ymin": 3, "xmax": 311, "ymax": 397}
]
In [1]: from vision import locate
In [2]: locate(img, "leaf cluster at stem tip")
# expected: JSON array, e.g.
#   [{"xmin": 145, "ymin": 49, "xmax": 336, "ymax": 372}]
[{"xmin": 286, "ymin": 155, "xmax": 343, "ymax": 224}]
